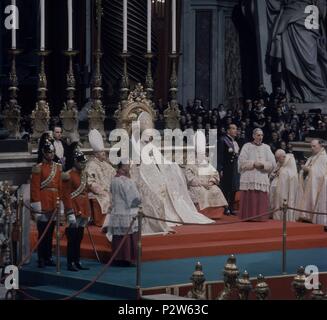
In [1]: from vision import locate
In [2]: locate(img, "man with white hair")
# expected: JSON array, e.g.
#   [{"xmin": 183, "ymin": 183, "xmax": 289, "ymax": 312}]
[
  {"xmin": 238, "ymin": 128, "xmax": 276, "ymax": 221},
  {"xmin": 296, "ymin": 139, "xmax": 327, "ymax": 230},
  {"xmin": 269, "ymin": 149, "xmax": 298, "ymax": 221},
  {"xmin": 86, "ymin": 129, "xmax": 116, "ymax": 227}
]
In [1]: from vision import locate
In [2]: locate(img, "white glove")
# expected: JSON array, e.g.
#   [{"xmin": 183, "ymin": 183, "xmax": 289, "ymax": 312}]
[
  {"xmin": 67, "ymin": 214, "xmax": 77, "ymax": 227},
  {"xmin": 30, "ymin": 202, "xmax": 42, "ymax": 213},
  {"xmin": 31, "ymin": 202, "xmax": 42, "ymax": 222},
  {"xmin": 60, "ymin": 201, "xmax": 65, "ymax": 215}
]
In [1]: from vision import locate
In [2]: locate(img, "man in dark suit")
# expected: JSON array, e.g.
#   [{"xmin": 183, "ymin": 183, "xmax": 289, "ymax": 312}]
[
  {"xmin": 52, "ymin": 126, "xmax": 69, "ymax": 170},
  {"xmin": 217, "ymin": 124, "xmax": 240, "ymax": 215}
]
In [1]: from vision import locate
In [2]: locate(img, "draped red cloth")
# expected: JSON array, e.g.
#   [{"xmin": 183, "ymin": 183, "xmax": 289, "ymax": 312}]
[{"xmin": 199, "ymin": 207, "xmax": 224, "ymax": 220}]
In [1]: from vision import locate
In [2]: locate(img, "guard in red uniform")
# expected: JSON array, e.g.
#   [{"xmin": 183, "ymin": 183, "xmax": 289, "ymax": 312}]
[
  {"xmin": 62, "ymin": 150, "xmax": 91, "ymax": 271},
  {"xmin": 30, "ymin": 140, "xmax": 63, "ymax": 268}
]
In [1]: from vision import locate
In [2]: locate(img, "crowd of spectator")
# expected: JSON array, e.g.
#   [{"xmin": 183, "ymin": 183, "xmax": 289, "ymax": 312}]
[
  {"xmin": 4, "ymin": 84, "xmax": 327, "ymax": 168},
  {"xmin": 156, "ymin": 85, "xmax": 327, "ymax": 164}
]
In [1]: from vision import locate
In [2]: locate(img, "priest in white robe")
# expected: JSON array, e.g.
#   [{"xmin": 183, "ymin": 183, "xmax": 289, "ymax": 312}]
[
  {"xmin": 183, "ymin": 131, "xmax": 228, "ymax": 219},
  {"xmin": 184, "ymin": 163, "xmax": 228, "ymax": 219},
  {"xmin": 238, "ymin": 128, "xmax": 276, "ymax": 221},
  {"xmin": 269, "ymin": 150, "xmax": 298, "ymax": 222},
  {"xmin": 296, "ymin": 140, "xmax": 327, "ymax": 228}
]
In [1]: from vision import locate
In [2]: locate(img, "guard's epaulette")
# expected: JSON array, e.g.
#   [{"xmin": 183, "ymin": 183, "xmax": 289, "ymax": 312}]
[
  {"xmin": 61, "ymin": 171, "xmax": 71, "ymax": 181},
  {"xmin": 32, "ymin": 163, "xmax": 42, "ymax": 174}
]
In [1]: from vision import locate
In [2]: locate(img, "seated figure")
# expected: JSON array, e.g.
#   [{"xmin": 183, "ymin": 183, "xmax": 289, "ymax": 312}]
[
  {"xmin": 183, "ymin": 131, "xmax": 228, "ymax": 219},
  {"xmin": 183, "ymin": 158, "xmax": 228, "ymax": 220}
]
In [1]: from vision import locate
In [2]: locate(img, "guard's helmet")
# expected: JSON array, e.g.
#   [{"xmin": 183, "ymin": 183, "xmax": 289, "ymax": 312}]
[
  {"xmin": 73, "ymin": 149, "xmax": 87, "ymax": 164},
  {"xmin": 42, "ymin": 140, "xmax": 55, "ymax": 153}
]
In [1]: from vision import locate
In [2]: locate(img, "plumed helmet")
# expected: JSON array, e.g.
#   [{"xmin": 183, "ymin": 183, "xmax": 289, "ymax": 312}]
[
  {"xmin": 42, "ymin": 140, "xmax": 55, "ymax": 153},
  {"xmin": 73, "ymin": 149, "xmax": 87, "ymax": 164}
]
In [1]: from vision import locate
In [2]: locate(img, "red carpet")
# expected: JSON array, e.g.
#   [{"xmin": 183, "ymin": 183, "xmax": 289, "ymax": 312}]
[{"xmin": 30, "ymin": 216, "xmax": 327, "ymax": 262}]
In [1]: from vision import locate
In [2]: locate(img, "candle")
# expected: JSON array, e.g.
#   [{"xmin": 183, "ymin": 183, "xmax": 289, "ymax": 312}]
[
  {"xmin": 123, "ymin": 0, "xmax": 128, "ymax": 52},
  {"xmin": 172, "ymin": 0, "xmax": 176, "ymax": 54},
  {"xmin": 11, "ymin": 0, "xmax": 16, "ymax": 49},
  {"xmin": 40, "ymin": 0, "xmax": 45, "ymax": 51},
  {"xmin": 68, "ymin": 0, "xmax": 73, "ymax": 51},
  {"xmin": 147, "ymin": 0, "xmax": 151, "ymax": 53}
]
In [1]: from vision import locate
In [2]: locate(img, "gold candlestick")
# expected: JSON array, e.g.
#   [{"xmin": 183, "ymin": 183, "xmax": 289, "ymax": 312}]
[
  {"xmin": 164, "ymin": 52, "xmax": 181, "ymax": 130},
  {"xmin": 120, "ymin": 51, "xmax": 131, "ymax": 103},
  {"xmin": 3, "ymin": 49, "xmax": 23, "ymax": 139},
  {"xmin": 169, "ymin": 52, "xmax": 180, "ymax": 103},
  {"xmin": 63, "ymin": 50, "xmax": 78, "ymax": 108},
  {"xmin": 36, "ymin": 50, "xmax": 51, "ymax": 103},
  {"xmin": 60, "ymin": 50, "xmax": 79, "ymax": 142},
  {"xmin": 87, "ymin": 0, "xmax": 106, "ymax": 139},
  {"xmin": 31, "ymin": 50, "xmax": 51, "ymax": 144},
  {"xmin": 145, "ymin": 52, "xmax": 154, "ymax": 101}
]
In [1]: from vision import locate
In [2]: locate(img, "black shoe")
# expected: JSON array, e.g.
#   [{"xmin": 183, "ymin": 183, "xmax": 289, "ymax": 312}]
[
  {"xmin": 112, "ymin": 260, "xmax": 130, "ymax": 267},
  {"xmin": 224, "ymin": 208, "xmax": 231, "ymax": 216},
  {"xmin": 45, "ymin": 259, "xmax": 56, "ymax": 267},
  {"xmin": 67, "ymin": 263, "xmax": 79, "ymax": 272},
  {"xmin": 74, "ymin": 262, "xmax": 89, "ymax": 270},
  {"xmin": 38, "ymin": 260, "xmax": 45, "ymax": 268}
]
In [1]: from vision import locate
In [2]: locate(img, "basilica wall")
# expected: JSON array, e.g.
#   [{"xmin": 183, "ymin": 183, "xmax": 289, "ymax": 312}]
[{"xmin": 178, "ymin": 0, "xmax": 241, "ymax": 109}]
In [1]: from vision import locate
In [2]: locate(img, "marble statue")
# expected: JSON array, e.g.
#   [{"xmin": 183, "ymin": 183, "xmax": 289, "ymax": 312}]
[{"xmin": 267, "ymin": 0, "xmax": 327, "ymax": 103}]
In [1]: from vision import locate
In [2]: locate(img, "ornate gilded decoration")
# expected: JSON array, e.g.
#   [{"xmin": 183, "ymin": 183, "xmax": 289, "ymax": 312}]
[
  {"xmin": 0, "ymin": 181, "xmax": 16, "ymax": 267},
  {"xmin": 162, "ymin": 52, "xmax": 181, "ymax": 130},
  {"xmin": 60, "ymin": 51, "xmax": 80, "ymax": 143},
  {"xmin": 115, "ymin": 83, "xmax": 157, "ymax": 134},
  {"xmin": 187, "ymin": 262, "xmax": 207, "ymax": 300},
  {"xmin": 217, "ymin": 254, "xmax": 240, "ymax": 300},
  {"xmin": 31, "ymin": 51, "xmax": 51, "ymax": 144},
  {"xmin": 120, "ymin": 52, "xmax": 131, "ymax": 102},
  {"xmin": 3, "ymin": 49, "xmax": 22, "ymax": 139},
  {"xmin": 169, "ymin": 53, "xmax": 179, "ymax": 102},
  {"xmin": 164, "ymin": 101, "xmax": 181, "ymax": 130},
  {"xmin": 254, "ymin": 275, "xmax": 270, "ymax": 300},
  {"xmin": 237, "ymin": 271, "xmax": 252, "ymax": 300},
  {"xmin": 292, "ymin": 266, "xmax": 308, "ymax": 300},
  {"xmin": 88, "ymin": 0, "xmax": 106, "ymax": 139}
]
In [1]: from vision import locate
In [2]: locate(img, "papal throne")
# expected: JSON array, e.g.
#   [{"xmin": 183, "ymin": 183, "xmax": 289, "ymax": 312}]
[{"xmin": 114, "ymin": 83, "xmax": 157, "ymax": 135}]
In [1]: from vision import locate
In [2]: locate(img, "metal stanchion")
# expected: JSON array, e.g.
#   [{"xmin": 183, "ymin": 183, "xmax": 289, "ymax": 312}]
[
  {"xmin": 136, "ymin": 206, "xmax": 143, "ymax": 300},
  {"xmin": 282, "ymin": 199, "xmax": 288, "ymax": 275},
  {"xmin": 18, "ymin": 195, "xmax": 24, "ymax": 264},
  {"xmin": 56, "ymin": 198, "xmax": 61, "ymax": 274}
]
